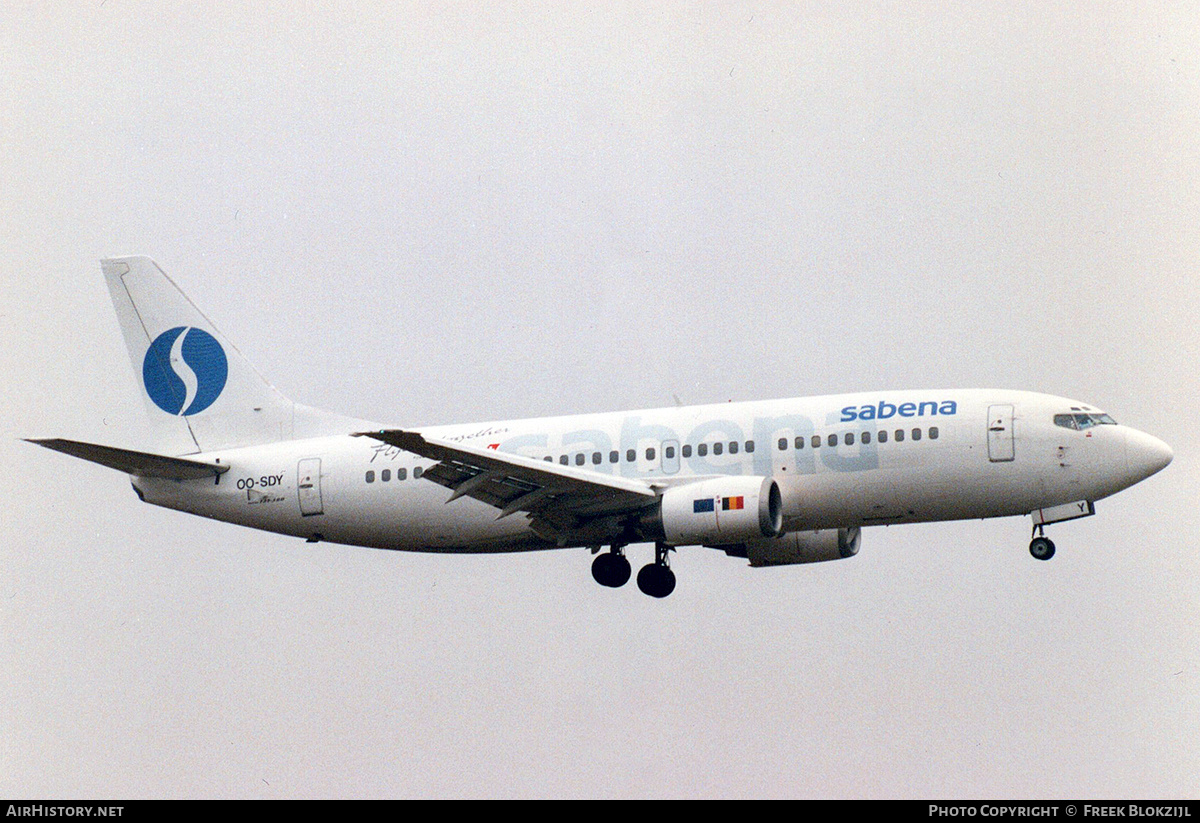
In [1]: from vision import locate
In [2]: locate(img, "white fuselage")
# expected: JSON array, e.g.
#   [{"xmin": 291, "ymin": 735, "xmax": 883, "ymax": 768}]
[{"xmin": 130, "ymin": 389, "xmax": 1171, "ymax": 554}]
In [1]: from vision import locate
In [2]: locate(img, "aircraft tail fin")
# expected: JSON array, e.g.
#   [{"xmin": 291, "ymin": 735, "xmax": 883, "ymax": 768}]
[{"xmin": 102, "ymin": 256, "xmax": 363, "ymax": 454}]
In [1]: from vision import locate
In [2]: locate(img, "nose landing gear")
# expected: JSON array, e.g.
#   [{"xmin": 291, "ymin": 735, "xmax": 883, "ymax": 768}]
[{"xmin": 1029, "ymin": 525, "xmax": 1056, "ymax": 560}]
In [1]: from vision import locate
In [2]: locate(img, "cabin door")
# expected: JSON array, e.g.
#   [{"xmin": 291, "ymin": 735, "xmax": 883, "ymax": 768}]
[
  {"xmin": 987, "ymin": 404, "xmax": 1015, "ymax": 462},
  {"xmin": 297, "ymin": 458, "xmax": 324, "ymax": 516}
]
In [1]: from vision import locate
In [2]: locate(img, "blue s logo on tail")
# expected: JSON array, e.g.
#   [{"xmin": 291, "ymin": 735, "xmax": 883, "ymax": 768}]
[{"xmin": 143, "ymin": 327, "xmax": 228, "ymax": 415}]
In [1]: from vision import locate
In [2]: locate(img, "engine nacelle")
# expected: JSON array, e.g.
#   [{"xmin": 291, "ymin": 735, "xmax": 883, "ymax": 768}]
[
  {"xmin": 728, "ymin": 527, "xmax": 862, "ymax": 567},
  {"xmin": 647, "ymin": 476, "xmax": 784, "ymax": 547}
]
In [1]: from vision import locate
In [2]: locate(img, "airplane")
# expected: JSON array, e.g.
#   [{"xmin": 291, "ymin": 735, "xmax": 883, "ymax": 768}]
[{"xmin": 29, "ymin": 257, "xmax": 1174, "ymax": 597}]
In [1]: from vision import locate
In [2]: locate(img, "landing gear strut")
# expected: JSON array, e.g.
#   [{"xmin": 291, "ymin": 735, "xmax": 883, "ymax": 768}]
[
  {"xmin": 636, "ymin": 542, "xmax": 676, "ymax": 598},
  {"xmin": 1029, "ymin": 524, "xmax": 1056, "ymax": 561},
  {"xmin": 591, "ymin": 546, "xmax": 632, "ymax": 588}
]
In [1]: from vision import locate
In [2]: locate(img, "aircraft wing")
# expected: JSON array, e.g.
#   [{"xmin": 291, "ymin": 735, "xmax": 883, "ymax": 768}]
[{"xmin": 353, "ymin": 430, "xmax": 659, "ymax": 538}]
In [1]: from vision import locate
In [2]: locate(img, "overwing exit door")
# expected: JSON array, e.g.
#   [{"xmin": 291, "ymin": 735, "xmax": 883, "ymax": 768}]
[{"xmin": 661, "ymin": 440, "xmax": 680, "ymax": 474}]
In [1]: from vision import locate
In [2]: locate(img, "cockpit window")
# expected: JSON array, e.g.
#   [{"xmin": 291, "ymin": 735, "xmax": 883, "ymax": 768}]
[
  {"xmin": 1055, "ymin": 412, "xmax": 1118, "ymax": 430},
  {"xmin": 1054, "ymin": 414, "xmax": 1078, "ymax": 430}
]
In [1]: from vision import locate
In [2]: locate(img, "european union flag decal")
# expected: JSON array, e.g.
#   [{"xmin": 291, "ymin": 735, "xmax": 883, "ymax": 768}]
[{"xmin": 693, "ymin": 498, "xmax": 715, "ymax": 513}]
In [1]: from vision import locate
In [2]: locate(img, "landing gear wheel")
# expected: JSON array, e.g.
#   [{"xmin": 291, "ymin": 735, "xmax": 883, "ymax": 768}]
[
  {"xmin": 636, "ymin": 563, "xmax": 676, "ymax": 598},
  {"xmin": 591, "ymin": 551, "xmax": 632, "ymax": 588},
  {"xmin": 636, "ymin": 542, "xmax": 677, "ymax": 598},
  {"xmin": 1029, "ymin": 536, "xmax": 1056, "ymax": 561}
]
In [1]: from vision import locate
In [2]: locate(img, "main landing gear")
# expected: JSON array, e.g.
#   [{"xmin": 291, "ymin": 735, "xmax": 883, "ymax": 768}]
[
  {"xmin": 591, "ymin": 546, "xmax": 631, "ymax": 588},
  {"xmin": 1029, "ymin": 524, "xmax": 1056, "ymax": 561},
  {"xmin": 637, "ymin": 543, "xmax": 676, "ymax": 599},
  {"xmin": 591, "ymin": 542, "xmax": 676, "ymax": 598}
]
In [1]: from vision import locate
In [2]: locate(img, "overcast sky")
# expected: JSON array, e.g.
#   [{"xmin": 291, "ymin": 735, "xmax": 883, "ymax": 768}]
[{"xmin": 2, "ymin": 2, "xmax": 1197, "ymax": 798}]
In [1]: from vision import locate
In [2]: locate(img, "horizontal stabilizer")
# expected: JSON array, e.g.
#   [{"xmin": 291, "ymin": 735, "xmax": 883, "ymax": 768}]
[{"xmin": 26, "ymin": 438, "xmax": 229, "ymax": 480}]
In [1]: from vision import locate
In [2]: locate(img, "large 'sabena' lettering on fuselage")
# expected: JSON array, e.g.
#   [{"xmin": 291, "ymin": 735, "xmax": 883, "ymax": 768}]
[{"xmin": 839, "ymin": 400, "xmax": 959, "ymax": 422}]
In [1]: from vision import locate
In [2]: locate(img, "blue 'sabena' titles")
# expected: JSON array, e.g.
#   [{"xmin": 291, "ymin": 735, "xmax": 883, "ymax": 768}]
[{"xmin": 839, "ymin": 400, "xmax": 959, "ymax": 422}]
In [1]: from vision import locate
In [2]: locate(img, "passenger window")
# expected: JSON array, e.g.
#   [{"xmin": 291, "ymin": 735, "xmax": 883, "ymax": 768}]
[
  {"xmin": 627, "ymin": 449, "xmax": 636, "ymax": 462},
  {"xmin": 592, "ymin": 452, "xmax": 601, "ymax": 465},
  {"xmin": 862, "ymin": 431, "xmax": 871, "ymax": 445},
  {"xmin": 878, "ymin": 430, "xmax": 888, "ymax": 444},
  {"xmin": 713, "ymin": 442, "xmax": 723, "ymax": 456},
  {"xmin": 745, "ymin": 440, "xmax": 754, "ymax": 453},
  {"xmin": 665, "ymin": 445, "xmax": 675, "ymax": 459},
  {"xmin": 575, "ymin": 454, "xmax": 585, "ymax": 466},
  {"xmin": 912, "ymin": 428, "xmax": 921, "ymax": 441},
  {"xmin": 381, "ymin": 469, "xmax": 391, "ymax": 482},
  {"xmin": 609, "ymin": 451, "xmax": 619, "ymax": 463},
  {"xmin": 828, "ymin": 434, "xmax": 838, "ymax": 447},
  {"xmin": 729, "ymin": 441, "xmax": 739, "ymax": 455},
  {"xmin": 811, "ymin": 435, "xmax": 821, "ymax": 448},
  {"xmin": 778, "ymin": 437, "xmax": 787, "ymax": 451},
  {"xmin": 398, "ymin": 468, "xmax": 407, "ymax": 480},
  {"xmin": 698, "ymin": 443, "xmax": 708, "ymax": 457},
  {"xmin": 646, "ymin": 447, "xmax": 656, "ymax": 461},
  {"xmin": 929, "ymin": 427, "xmax": 939, "ymax": 440},
  {"xmin": 795, "ymin": 436, "xmax": 804, "ymax": 450},
  {"xmin": 559, "ymin": 455, "xmax": 569, "ymax": 465},
  {"xmin": 894, "ymin": 429, "xmax": 905, "ymax": 442},
  {"xmin": 682, "ymin": 444, "xmax": 692, "ymax": 458},
  {"xmin": 366, "ymin": 470, "xmax": 375, "ymax": 483},
  {"xmin": 845, "ymin": 432, "xmax": 855, "ymax": 446},
  {"xmin": 414, "ymin": 466, "xmax": 423, "ymax": 478}
]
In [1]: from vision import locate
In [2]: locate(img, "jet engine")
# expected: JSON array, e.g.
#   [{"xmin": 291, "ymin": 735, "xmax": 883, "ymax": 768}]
[
  {"xmin": 722, "ymin": 527, "xmax": 862, "ymax": 567},
  {"xmin": 643, "ymin": 476, "xmax": 784, "ymax": 546}
]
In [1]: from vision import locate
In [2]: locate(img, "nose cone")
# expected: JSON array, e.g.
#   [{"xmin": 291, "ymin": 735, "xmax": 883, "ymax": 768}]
[{"xmin": 1125, "ymin": 428, "xmax": 1173, "ymax": 483}]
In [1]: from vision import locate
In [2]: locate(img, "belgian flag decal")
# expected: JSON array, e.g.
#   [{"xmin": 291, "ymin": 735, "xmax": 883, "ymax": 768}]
[{"xmin": 694, "ymin": 496, "xmax": 745, "ymax": 513}]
